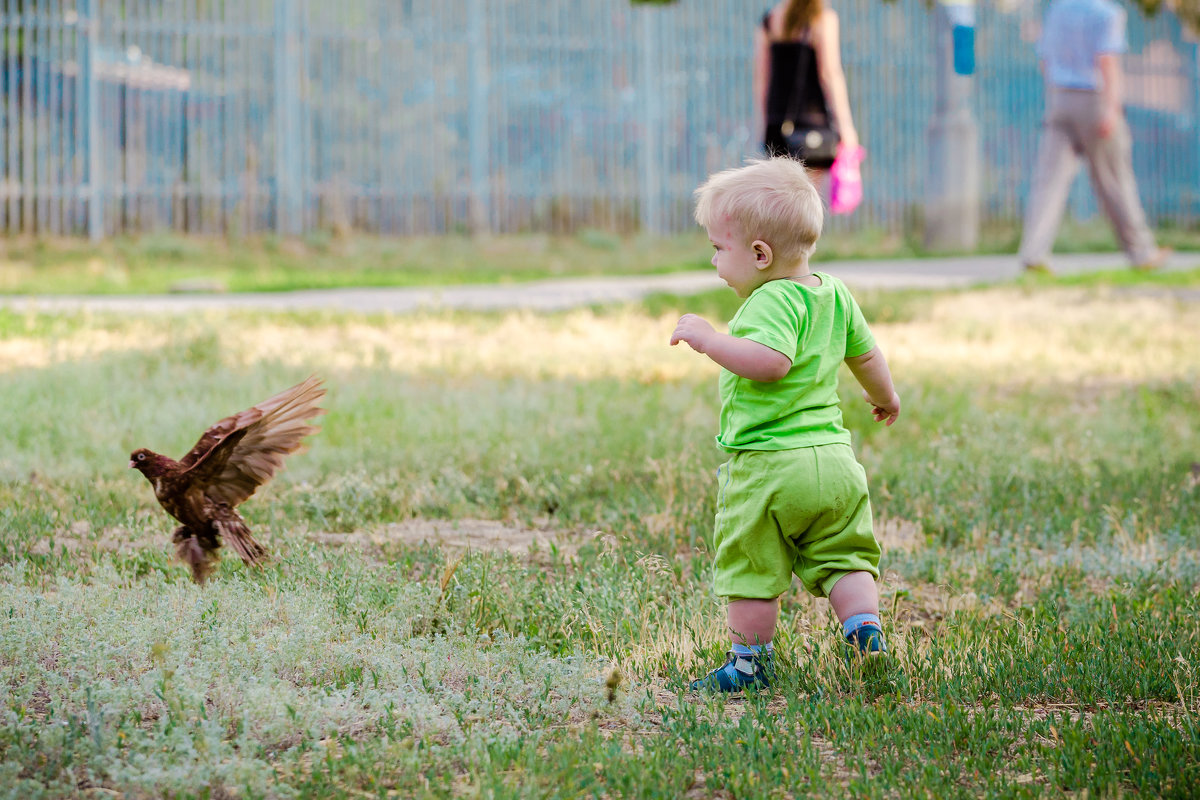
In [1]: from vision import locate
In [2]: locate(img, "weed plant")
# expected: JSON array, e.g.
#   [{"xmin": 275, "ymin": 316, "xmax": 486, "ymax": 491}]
[{"xmin": 0, "ymin": 282, "xmax": 1197, "ymax": 797}]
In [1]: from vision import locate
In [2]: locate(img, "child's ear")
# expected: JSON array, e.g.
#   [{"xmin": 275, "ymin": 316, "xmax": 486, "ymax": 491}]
[{"xmin": 752, "ymin": 241, "xmax": 773, "ymax": 272}]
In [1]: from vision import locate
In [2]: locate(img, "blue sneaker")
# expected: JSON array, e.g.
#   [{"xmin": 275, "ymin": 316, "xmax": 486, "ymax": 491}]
[
  {"xmin": 845, "ymin": 624, "xmax": 887, "ymax": 657},
  {"xmin": 689, "ymin": 650, "xmax": 774, "ymax": 693}
]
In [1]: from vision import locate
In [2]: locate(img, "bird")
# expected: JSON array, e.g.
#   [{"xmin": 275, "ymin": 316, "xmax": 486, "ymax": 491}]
[{"xmin": 129, "ymin": 375, "xmax": 327, "ymax": 583}]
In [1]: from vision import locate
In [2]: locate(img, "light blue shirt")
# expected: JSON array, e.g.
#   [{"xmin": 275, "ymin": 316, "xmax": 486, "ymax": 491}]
[{"xmin": 1037, "ymin": 0, "xmax": 1128, "ymax": 90}]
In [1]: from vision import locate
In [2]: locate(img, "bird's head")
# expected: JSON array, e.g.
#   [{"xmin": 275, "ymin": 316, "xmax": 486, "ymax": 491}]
[{"xmin": 129, "ymin": 448, "xmax": 171, "ymax": 478}]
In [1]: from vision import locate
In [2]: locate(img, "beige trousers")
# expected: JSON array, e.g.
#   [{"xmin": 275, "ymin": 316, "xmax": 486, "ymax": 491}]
[{"xmin": 1018, "ymin": 88, "xmax": 1158, "ymax": 266}]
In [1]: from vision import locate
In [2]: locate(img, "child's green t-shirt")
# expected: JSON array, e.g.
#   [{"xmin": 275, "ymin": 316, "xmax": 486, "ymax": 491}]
[{"xmin": 717, "ymin": 273, "xmax": 875, "ymax": 451}]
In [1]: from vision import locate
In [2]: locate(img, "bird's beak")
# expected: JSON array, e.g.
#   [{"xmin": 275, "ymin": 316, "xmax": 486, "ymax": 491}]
[{"xmin": 128, "ymin": 460, "xmax": 136, "ymax": 469}]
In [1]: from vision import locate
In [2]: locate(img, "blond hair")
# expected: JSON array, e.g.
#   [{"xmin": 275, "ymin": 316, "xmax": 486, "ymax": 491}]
[
  {"xmin": 693, "ymin": 157, "xmax": 824, "ymax": 263},
  {"xmin": 781, "ymin": 0, "xmax": 824, "ymax": 39}
]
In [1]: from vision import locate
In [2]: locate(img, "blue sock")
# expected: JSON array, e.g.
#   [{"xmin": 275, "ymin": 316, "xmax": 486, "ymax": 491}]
[
  {"xmin": 842, "ymin": 613, "xmax": 881, "ymax": 638},
  {"xmin": 731, "ymin": 641, "xmax": 773, "ymax": 657}
]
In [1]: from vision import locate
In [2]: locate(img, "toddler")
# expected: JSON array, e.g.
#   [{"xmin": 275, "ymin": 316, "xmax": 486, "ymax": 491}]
[{"xmin": 670, "ymin": 156, "xmax": 900, "ymax": 692}]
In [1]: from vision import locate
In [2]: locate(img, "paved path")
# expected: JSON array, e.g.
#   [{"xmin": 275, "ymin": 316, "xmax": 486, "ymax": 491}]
[{"xmin": 1, "ymin": 252, "xmax": 1195, "ymax": 314}]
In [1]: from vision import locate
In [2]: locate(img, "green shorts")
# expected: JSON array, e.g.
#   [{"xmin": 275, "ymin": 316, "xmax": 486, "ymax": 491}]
[{"xmin": 712, "ymin": 443, "xmax": 880, "ymax": 600}]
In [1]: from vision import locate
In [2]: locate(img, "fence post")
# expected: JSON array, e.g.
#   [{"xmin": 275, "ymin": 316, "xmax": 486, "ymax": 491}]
[
  {"xmin": 80, "ymin": 0, "xmax": 102, "ymax": 240},
  {"xmin": 924, "ymin": 0, "xmax": 980, "ymax": 251},
  {"xmin": 274, "ymin": 0, "xmax": 303, "ymax": 236},
  {"xmin": 637, "ymin": 5, "xmax": 663, "ymax": 235},
  {"xmin": 467, "ymin": 0, "xmax": 490, "ymax": 234},
  {"xmin": 1190, "ymin": 35, "xmax": 1200, "ymax": 224}
]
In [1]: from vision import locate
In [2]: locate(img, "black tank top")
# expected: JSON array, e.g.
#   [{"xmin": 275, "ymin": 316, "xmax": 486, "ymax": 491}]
[{"xmin": 762, "ymin": 11, "xmax": 831, "ymax": 129}]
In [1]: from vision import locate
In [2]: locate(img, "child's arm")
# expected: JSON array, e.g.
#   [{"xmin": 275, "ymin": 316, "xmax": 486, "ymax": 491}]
[
  {"xmin": 671, "ymin": 314, "xmax": 791, "ymax": 382},
  {"xmin": 845, "ymin": 346, "xmax": 901, "ymax": 426}
]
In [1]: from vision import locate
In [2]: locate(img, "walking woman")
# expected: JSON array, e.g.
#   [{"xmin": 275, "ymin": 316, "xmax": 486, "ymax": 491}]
[{"xmin": 754, "ymin": 0, "xmax": 860, "ymax": 177}]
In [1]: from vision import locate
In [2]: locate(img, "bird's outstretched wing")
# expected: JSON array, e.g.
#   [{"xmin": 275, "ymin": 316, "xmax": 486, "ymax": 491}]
[{"xmin": 179, "ymin": 376, "xmax": 326, "ymax": 506}]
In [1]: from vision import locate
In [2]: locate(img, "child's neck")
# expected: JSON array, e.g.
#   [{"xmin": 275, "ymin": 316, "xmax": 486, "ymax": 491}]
[{"xmin": 770, "ymin": 259, "xmax": 819, "ymax": 287}]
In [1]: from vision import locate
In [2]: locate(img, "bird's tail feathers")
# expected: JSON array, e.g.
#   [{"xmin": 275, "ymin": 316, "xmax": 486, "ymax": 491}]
[{"xmin": 216, "ymin": 518, "xmax": 268, "ymax": 567}]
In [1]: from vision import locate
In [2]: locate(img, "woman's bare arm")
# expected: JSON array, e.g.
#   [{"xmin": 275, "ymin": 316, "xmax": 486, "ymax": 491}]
[
  {"xmin": 753, "ymin": 24, "xmax": 771, "ymax": 145},
  {"xmin": 811, "ymin": 9, "xmax": 859, "ymax": 149}
]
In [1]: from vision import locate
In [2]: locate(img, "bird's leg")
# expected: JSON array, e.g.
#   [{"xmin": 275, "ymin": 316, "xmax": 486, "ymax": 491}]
[{"xmin": 172, "ymin": 525, "xmax": 221, "ymax": 584}]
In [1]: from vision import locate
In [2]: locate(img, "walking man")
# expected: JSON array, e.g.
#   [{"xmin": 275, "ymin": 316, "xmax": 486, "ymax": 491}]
[{"xmin": 1019, "ymin": 0, "xmax": 1170, "ymax": 273}]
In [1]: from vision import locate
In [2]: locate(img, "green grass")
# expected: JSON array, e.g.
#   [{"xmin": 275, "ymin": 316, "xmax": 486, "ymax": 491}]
[
  {"xmin": 0, "ymin": 280, "xmax": 1198, "ymax": 798},
  {"xmin": 1027, "ymin": 264, "xmax": 1200, "ymax": 289},
  {"xmin": 0, "ymin": 233, "xmax": 714, "ymax": 295},
  {"xmin": 4, "ymin": 219, "xmax": 1198, "ymax": 296}
]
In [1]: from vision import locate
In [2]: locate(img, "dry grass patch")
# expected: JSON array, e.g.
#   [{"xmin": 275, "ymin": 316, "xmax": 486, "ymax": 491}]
[
  {"xmin": 226, "ymin": 309, "xmax": 707, "ymax": 381},
  {"xmin": 884, "ymin": 287, "xmax": 1200, "ymax": 383},
  {"xmin": 3, "ymin": 288, "xmax": 1198, "ymax": 388},
  {"xmin": 308, "ymin": 517, "xmax": 572, "ymax": 558},
  {"xmin": 0, "ymin": 326, "xmax": 167, "ymax": 372},
  {"xmin": 875, "ymin": 516, "xmax": 925, "ymax": 555}
]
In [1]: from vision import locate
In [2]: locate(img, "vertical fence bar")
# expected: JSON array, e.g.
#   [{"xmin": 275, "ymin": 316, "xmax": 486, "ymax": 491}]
[
  {"xmin": 1191, "ymin": 35, "xmax": 1200, "ymax": 225},
  {"xmin": 80, "ymin": 0, "xmax": 100, "ymax": 239},
  {"xmin": 466, "ymin": 0, "xmax": 488, "ymax": 232},
  {"xmin": 636, "ymin": 5, "xmax": 662, "ymax": 235},
  {"xmin": 350, "ymin": 7, "xmax": 359, "ymax": 231},
  {"xmin": 63, "ymin": 0, "xmax": 73, "ymax": 231},
  {"xmin": 153, "ymin": 0, "xmax": 165, "ymax": 230},
  {"xmin": 146, "ymin": 0, "xmax": 157, "ymax": 229},
  {"xmin": 114, "ymin": 0, "xmax": 126, "ymax": 233},
  {"xmin": 370, "ymin": 1, "xmax": 381, "ymax": 232},
  {"xmin": 218, "ymin": 0, "xmax": 228, "ymax": 236},
  {"xmin": 57, "ymin": 0, "xmax": 68, "ymax": 235},
  {"xmin": 1, "ymin": 0, "xmax": 10, "ymax": 233},
  {"xmin": 189, "ymin": 0, "xmax": 200, "ymax": 234},
  {"xmin": 274, "ymin": 0, "xmax": 300, "ymax": 235},
  {"xmin": 66, "ymin": 0, "xmax": 79, "ymax": 234},
  {"xmin": 215, "ymin": 0, "xmax": 226, "ymax": 236},
  {"xmin": 123, "ymin": 0, "xmax": 134, "ymax": 231},
  {"xmin": 226, "ymin": 0, "xmax": 238, "ymax": 236},
  {"xmin": 225, "ymin": 0, "xmax": 236, "ymax": 236},
  {"xmin": 156, "ymin": 0, "xmax": 167, "ymax": 229},
  {"xmin": 19, "ymin": 0, "xmax": 31, "ymax": 232},
  {"xmin": 34, "ymin": 0, "xmax": 45, "ymax": 232},
  {"xmin": 45, "ymin": 0, "xmax": 57, "ymax": 235},
  {"xmin": 183, "ymin": 0, "xmax": 194, "ymax": 234}
]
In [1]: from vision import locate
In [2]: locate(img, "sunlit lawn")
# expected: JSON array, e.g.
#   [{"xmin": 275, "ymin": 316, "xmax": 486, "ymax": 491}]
[{"xmin": 1, "ymin": 282, "xmax": 1198, "ymax": 798}]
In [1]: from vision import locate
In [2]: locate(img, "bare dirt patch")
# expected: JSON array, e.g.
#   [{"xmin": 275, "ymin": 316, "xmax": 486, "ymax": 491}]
[
  {"xmin": 308, "ymin": 517, "xmax": 572, "ymax": 558},
  {"xmin": 875, "ymin": 516, "xmax": 925, "ymax": 555},
  {"xmin": 32, "ymin": 519, "xmax": 160, "ymax": 556}
]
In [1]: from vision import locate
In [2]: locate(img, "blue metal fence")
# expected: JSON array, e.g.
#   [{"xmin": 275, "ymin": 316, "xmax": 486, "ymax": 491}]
[{"xmin": 0, "ymin": 0, "xmax": 1196, "ymax": 238}]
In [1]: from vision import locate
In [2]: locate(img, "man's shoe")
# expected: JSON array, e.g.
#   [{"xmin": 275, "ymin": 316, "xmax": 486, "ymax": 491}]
[
  {"xmin": 689, "ymin": 650, "xmax": 774, "ymax": 693},
  {"xmin": 1132, "ymin": 247, "xmax": 1172, "ymax": 272}
]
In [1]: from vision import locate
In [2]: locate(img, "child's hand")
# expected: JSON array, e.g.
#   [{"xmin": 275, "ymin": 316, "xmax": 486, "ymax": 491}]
[
  {"xmin": 864, "ymin": 390, "xmax": 901, "ymax": 426},
  {"xmin": 670, "ymin": 314, "xmax": 715, "ymax": 353}
]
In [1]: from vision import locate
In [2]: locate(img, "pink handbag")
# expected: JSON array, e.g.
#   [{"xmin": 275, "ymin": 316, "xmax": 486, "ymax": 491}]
[{"xmin": 829, "ymin": 144, "xmax": 865, "ymax": 215}]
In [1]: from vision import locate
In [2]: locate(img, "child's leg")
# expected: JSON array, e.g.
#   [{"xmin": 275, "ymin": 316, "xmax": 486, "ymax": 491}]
[
  {"xmin": 827, "ymin": 571, "xmax": 879, "ymax": 621},
  {"xmin": 694, "ymin": 449, "xmax": 794, "ymax": 692},
  {"xmin": 727, "ymin": 597, "xmax": 779, "ymax": 647},
  {"xmin": 689, "ymin": 597, "xmax": 778, "ymax": 692},
  {"xmin": 828, "ymin": 571, "xmax": 887, "ymax": 655}
]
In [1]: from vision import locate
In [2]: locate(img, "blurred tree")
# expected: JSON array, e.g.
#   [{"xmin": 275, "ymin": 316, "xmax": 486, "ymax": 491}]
[{"xmin": 1166, "ymin": 0, "xmax": 1199, "ymax": 31}]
